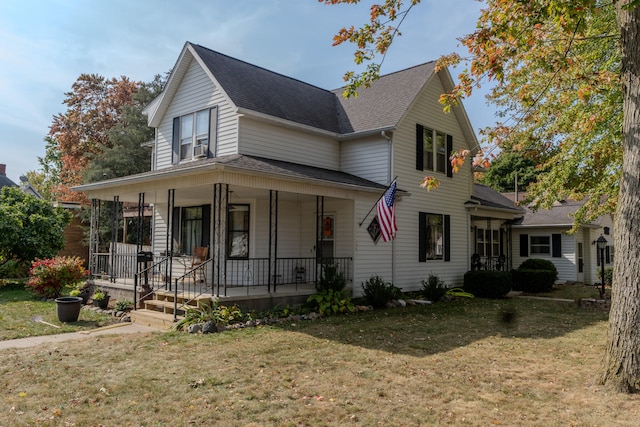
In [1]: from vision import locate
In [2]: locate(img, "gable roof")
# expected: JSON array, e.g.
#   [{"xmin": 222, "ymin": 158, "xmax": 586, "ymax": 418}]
[
  {"xmin": 502, "ymin": 192, "xmax": 604, "ymax": 228},
  {"xmin": 472, "ymin": 184, "xmax": 523, "ymax": 214},
  {"xmin": 146, "ymin": 42, "xmax": 477, "ymax": 142},
  {"xmin": 332, "ymin": 62, "xmax": 436, "ymax": 135}
]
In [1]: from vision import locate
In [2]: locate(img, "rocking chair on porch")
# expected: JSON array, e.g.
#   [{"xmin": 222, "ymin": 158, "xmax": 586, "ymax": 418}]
[{"xmin": 190, "ymin": 246, "xmax": 209, "ymax": 284}]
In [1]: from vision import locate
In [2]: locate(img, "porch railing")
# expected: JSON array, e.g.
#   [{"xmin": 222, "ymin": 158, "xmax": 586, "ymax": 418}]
[
  {"xmin": 94, "ymin": 252, "xmax": 353, "ymax": 294},
  {"xmin": 471, "ymin": 254, "xmax": 508, "ymax": 271},
  {"xmin": 134, "ymin": 256, "xmax": 171, "ymax": 309}
]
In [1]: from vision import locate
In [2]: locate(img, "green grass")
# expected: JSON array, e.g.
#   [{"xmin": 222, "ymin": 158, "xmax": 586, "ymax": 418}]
[
  {"xmin": 524, "ymin": 282, "xmax": 604, "ymax": 300},
  {"xmin": 2, "ymin": 297, "xmax": 633, "ymax": 426},
  {"xmin": 0, "ymin": 284, "xmax": 119, "ymax": 340}
]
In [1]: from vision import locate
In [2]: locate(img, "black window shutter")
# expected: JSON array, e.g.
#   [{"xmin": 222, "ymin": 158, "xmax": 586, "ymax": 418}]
[
  {"xmin": 446, "ymin": 134, "xmax": 453, "ymax": 178},
  {"xmin": 172, "ymin": 117, "xmax": 180, "ymax": 164},
  {"xmin": 605, "ymin": 246, "xmax": 611, "ymax": 264},
  {"xmin": 552, "ymin": 234, "xmax": 562, "ymax": 258},
  {"xmin": 499, "ymin": 229, "xmax": 505, "ymax": 255},
  {"xmin": 208, "ymin": 106, "xmax": 218, "ymax": 158},
  {"xmin": 418, "ymin": 212, "xmax": 426, "ymax": 262},
  {"xmin": 416, "ymin": 124, "xmax": 424, "ymax": 171},
  {"xmin": 520, "ymin": 234, "xmax": 529, "ymax": 257},
  {"xmin": 444, "ymin": 214, "xmax": 451, "ymax": 262},
  {"xmin": 201, "ymin": 204, "xmax": 211, "ymax": 248}
]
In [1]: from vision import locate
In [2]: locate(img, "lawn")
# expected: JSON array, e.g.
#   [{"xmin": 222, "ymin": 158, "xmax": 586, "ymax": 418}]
[
  {"xmin": 0, "ymin": 283, "xmax": 119, "ymax": 340},
  {"xmin": 2, "ymin": 295, "xmax": 638, "ymax": 426}
]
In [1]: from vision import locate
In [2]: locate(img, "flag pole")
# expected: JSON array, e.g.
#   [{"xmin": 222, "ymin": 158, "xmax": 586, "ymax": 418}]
[{"xmin": 358, "ymin": 176, "xmax": 398, "ymax": 227}]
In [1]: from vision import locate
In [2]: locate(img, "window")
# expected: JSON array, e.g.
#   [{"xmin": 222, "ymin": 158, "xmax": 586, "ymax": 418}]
[
  {"xmin": 530, "ymin": 235, "xmax": 551, "ymax": 255},
  {"xmin": 419, "ymin": 212, "xmax": 450, "ymax": 262},
  {"xmin": 228, "ymin": 204, "xmax": 249, "ymax": 258},
  {"xmin": 416, "ymin": 124, "xmax": 453, "ymax": 177},
  {"xmin": 172, "ymin": 106, "xmax": 218, "ymax": 164},
  {"xmin": 476, "ymin": 228, "xmax": 500, "ymax": 257}
]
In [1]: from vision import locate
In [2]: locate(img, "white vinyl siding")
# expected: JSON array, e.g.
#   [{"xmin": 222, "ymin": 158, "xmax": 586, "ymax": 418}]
[
  {"xmin": 387, "ymin": 73, "xmax": 473, "ymax": 290},
  {"xmin": 239, "ymin": 117, "xmax": 339, "ymax": 170},
  {"xmin": 341, "ymin": 135, "xmax": 390, "ymax": 184},
  {"xmin": 155, "ymin": 58, "xmax": 238, "ymax": 169}
]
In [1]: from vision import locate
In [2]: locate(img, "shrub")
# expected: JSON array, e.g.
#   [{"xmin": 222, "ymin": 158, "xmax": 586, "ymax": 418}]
[
  {"xmin": 0, "ymin": 259, "xmax": 29, "ymax": 279},
  {"xmin": 114, "ymin": 300, "xmax": 133, "ymax": 311},
  {"xmin": 421, "ymin": 273, "xmax": 447, "ymax": 302},
  {"xmin": 518, "ymin": 259, "xmax": 558, "ymax": 281},
  {"xmin": 512, "ymin": 269, "xmax": 555, "ymax": 293},
  {"xmin": 26, "ymin": 256, "xmax": 87, "ymax": 298},
  {"xmin": 600, "ymin": 267, "xmax": 613, "ymax": 286},
  {"xmin": 316, "ymin": 262, "xmax": 347, "ymax": 292},
  {"xmin": 361, "ymin": 275, "xmax": 401, "ymax": 308},
  {"xmin": 174, "ymin": 301, "xmax": 251, "ymax": 331},
  {"xmin": 463, "ymin": 270, "xmax": 512, "ymax": 298},
  {"xmin": 307, "ymin": 289, "xmax": 355, "ymax": 316}
]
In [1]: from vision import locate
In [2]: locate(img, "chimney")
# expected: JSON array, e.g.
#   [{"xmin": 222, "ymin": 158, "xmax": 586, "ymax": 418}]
[{"xmin": 0, "ymin": 164, "xmax": 6, "ymax": 176}]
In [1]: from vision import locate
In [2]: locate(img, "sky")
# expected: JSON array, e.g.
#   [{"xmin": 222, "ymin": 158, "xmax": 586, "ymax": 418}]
[{"xmin": 0, "ymin": 0, "xmax": 492, "ymax": 185}]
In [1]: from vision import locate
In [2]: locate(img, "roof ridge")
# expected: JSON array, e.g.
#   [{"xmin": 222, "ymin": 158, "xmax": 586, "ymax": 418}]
[
  {"xmin": 330, "ymin": 60, "xmax": 437, "ymax": 93},
  {"xmin": 191, "ymin": 43, "xmax": 335, "ymax": 95}
]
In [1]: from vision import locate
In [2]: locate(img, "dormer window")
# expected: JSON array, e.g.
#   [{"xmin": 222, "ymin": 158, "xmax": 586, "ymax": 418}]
[{"xmin": 172, "ymin": 106, "xmax": 218, "ymax": 164}]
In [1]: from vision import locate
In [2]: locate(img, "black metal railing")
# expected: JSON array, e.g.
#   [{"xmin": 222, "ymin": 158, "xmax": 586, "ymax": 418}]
[
  {"xmin": 134, "ymin": 256, "xmax": 172, "ymax": 310},
  {"xmin": 172, "ymin": 258, "xmax": 214, "ymax": 321},
  {"xmin": 471, "ymin": 254, "xmax": 507, "ymax": 271}
]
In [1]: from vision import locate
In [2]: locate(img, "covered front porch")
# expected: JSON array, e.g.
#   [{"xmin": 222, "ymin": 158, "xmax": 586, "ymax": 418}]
[{"xmin": 73, "ymin": 156, "xmax": 386, "ymax": 314}]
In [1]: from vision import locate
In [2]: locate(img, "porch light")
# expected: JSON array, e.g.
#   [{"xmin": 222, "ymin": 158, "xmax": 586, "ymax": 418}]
[{"xmin": 594, "ymin": 234, "xmax": 607, "ymax": 299}]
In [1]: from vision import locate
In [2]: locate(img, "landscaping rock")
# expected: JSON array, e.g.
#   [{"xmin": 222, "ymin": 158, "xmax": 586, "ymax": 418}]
[
  {"xmin": 187, "ymin": 323, "xmax": 203, "ymax": 334},
  {"xmin": 396, "ymin": 299, "xmax": 407, "ymax": 307},
  {"xmin": 202, "ymin": 321, "xmax": 217, "ymax": 334}
]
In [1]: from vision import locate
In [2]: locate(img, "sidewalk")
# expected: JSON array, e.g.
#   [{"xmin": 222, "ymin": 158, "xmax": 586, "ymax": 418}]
[{"xmin": 0, "ymin": 322, "xmax": 162, "ymax": 350}]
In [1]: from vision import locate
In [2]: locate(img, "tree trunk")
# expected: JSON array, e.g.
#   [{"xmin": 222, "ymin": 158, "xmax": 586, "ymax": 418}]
[{"xmin": 601, "ymin": 1, "xmax": 640, "ymax": 392}]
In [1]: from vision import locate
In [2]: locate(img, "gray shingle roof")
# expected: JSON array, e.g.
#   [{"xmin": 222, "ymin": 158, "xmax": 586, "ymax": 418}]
[
  {"xmin": 0, "ymin": 174, "xmax": 18, "ymax": 190},
  {"xmin": 472, "ymin": 184, "xmax": 523, "ymax": 213},
  {"xmin": 332, "ymin": 62, "xmax": 436, "ymax": 135},
  {"xmin": 190, "ymin": 43, "xmax": 437, "ymax": 136},
  {"xmin": 502, "ymin": 192, "xmax": 603, "ymax": 227},
  {"xmin": 192, "ymin": 44, "xmax": 342, "ymax": 133}
]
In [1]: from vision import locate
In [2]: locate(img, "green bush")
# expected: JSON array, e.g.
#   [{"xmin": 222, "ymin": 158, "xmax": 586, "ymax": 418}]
[
  {"xmin": 512, "ymin": 269, "xmax": 556, "ymax": 293},
  {"xmin": 307, "ymin": 289, "xmax": 354, "ymax": 316},
  {"xmin": 316, "ymin": 262, "xmax": 347, "ymax": 292},
  {"xmin": 0, "ymin": 259, "xmax": 29, "ymax": 279},
  {"xmin": 600, "ymin": 267, "xmax": 613, "ymax": 286},
  {"xmin": 174, "ymin": 301, "xmax": 251, "ymax": 331},
  {"xmin": 518, "ymin": 259, "xmax": 558, "ymax": 281},
  {"xmin": 361, "ymin": 275, "xmax": 401, "ymax": 308},
  {"xmin": 463, "ymin": 270, "xmax": 512, "ymax": 298},
  {"xmin": 421, "ymin": 273, "xmax": 447, "ymax": 302}
]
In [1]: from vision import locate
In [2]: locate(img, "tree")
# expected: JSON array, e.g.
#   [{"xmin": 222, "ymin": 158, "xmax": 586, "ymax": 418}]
[
  {"xmin": 48, "ymin": 74, "xmax": 140, "ymax": 201},
  {"xmin": 478, "ymin": 152, "xmax": 542, "ymax": 193},
  {"xmin": 0, "ymin": 187, "xmax": 71, "ymax": 267},
  {"xmin": 324, "ymin": 0, "xmax": 640, "ymax": 392},
  {"xmin": 83, "ymin": 74, "xmax": 165, "ymax": 182}
]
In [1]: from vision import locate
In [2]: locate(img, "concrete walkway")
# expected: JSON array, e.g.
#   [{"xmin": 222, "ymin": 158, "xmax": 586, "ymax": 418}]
[{"xmin": 0, "ymin": 322, "xmax": 162, "ymax": 350}]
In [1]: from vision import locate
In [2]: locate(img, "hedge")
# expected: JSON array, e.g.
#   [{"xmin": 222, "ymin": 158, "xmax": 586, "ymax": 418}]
[
  {"xmin": 511, "ymin": 269, "xmax": 556, "ymax": 293},
  {"xmin": 463, "ymin": 270, "xmax": 512, "ymax": 299}
]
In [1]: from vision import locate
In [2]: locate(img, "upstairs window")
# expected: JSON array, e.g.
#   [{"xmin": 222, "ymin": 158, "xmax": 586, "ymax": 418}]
[
  {"xmin": 416, "ymin": 124, "xmax": 453, "ymax": 177},
  {"xmin": 172, "ymin": 106, "xmax": 218, "ymax": 164}
]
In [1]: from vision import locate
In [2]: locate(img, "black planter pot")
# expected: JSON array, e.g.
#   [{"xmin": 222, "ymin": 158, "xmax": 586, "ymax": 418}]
[
  {"xmin": 55, "ymin": 296, "xmax": 83, "ymax": 322},
  {"xmin": 93, "ymin": 296, "xmax": 110, "ymax": 309}
]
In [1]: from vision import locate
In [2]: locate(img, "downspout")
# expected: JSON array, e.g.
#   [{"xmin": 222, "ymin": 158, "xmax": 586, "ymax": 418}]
[{"xmin": 381, "ymin": 131, "xmax": 395, "ymax": 285}]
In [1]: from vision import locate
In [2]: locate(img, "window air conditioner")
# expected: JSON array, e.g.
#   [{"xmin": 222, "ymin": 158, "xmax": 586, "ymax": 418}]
[{"xmin": 194, "ymin": 144, "xmax": 208, "ymax": 158}]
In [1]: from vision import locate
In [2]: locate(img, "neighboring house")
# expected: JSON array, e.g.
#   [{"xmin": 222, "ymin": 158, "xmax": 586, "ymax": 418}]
[
  {"xmin": 0, "ymin": 164, "xmax": 18, "ymax": 192},
  {"xmin": 503, "ymin": 193, "xmax": 614, "ymax": 284},
  {"xmin": 73, "ymin": 42, "xmax": 516, "ymax": 306}
]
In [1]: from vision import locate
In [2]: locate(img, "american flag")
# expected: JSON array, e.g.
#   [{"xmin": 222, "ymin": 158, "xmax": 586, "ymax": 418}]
[{"xmin": 376, "ymin": 180, "xmax": 397, "ymax": 242}]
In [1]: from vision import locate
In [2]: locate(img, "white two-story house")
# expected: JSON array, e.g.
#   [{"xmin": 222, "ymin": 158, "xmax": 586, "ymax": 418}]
[{"xmin": 74, "ymin": 42, "xmax": 525, "ymax": 310}]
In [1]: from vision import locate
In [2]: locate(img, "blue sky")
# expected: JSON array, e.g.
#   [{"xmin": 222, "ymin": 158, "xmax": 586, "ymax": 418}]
[{"xmin": 0, "ymin": 0, "xmax": 491, "ymax": 185}]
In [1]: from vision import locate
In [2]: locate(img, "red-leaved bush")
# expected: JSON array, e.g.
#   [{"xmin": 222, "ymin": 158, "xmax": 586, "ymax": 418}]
[{"xmin": 27, "ymin": 256, "xmax": 87, "ymax": 298}]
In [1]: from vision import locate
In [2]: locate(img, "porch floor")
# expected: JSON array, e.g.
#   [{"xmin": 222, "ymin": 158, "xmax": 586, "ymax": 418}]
[{"xmin": 90, "ymin": 277, "xmax": 319, "ymax": 312}]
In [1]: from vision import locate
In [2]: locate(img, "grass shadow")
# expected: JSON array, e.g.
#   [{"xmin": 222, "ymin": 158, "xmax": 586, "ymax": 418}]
[{"xmin": 277, "ymin": 297, "xmax": 609, "ymax": 357}]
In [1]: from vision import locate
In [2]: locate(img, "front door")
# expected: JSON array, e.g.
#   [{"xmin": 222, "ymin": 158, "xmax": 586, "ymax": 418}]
[
  {"xmin": 577, "ymin": 242, "xmax": 584, "ymax": 282},
  {"xmin": 317, "ymin": 214, "xmax": 335, "ymax": 261}
]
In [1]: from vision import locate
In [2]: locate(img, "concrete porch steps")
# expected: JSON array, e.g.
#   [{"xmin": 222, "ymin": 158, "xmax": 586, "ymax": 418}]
[{"xmin": 130, "ymin": 309, "xmax": 177, "ymax": 330}]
